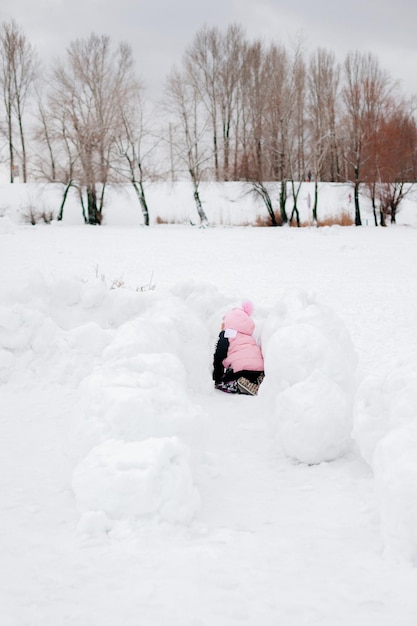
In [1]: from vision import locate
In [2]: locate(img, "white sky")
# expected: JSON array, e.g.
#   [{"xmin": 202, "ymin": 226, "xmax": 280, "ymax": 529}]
[{"xmin": 2, "ymin": 0, "xmax": 417, "ymax": 99}]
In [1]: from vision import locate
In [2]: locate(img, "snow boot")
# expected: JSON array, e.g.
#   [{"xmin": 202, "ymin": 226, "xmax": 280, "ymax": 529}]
[{"xmin": 237, "ymin": 377, "xmax": 259, "ymax": 395}]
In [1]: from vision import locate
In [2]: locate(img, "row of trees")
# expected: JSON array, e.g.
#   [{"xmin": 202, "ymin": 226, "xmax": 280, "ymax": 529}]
[
  {"xmin": 1, "ymin": 20, "xmax": 416, "ymax": 226},
  {"xmin": 166, "ymin": 25, "xmax": 417, "ymax": 226}
]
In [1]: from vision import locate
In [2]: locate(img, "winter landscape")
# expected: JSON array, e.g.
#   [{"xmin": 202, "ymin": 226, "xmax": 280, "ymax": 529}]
[{"xmin": 2, "ymin": 181, "xmax": 417, "ymax": 625}]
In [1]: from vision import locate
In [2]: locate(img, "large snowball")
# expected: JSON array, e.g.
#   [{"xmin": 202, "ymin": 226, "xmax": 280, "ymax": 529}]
[
  {"xmin": 263, "ymin": 322, "xmax": 350, "ymax": 391},
  {"xmin": 72, "ymin": 437, "xmax": 200, "ymax": 525},
  {"xmin": 275, "ymin": 372, "xmax": 352, "ymax": 464},
  {"xmin": 373, "ymin": 424, "xmax": 417, "ymax": 565},
  {"xmin": 260, "ymin": 289, "xmax": 356, "ymax": 464}
]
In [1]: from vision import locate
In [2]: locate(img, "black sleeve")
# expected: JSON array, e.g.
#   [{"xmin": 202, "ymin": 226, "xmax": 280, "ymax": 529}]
[{"xmin": 212, "ymin": 331, "xmax": 229, "ymax": 383}]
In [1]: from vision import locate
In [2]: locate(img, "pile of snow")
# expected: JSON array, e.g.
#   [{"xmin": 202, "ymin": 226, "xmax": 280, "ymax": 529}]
[
  {"xmin": 72, "ymin": 437, "xmax": 200, "ymax": 532},
  {"xmin": 82, "ymin": 353, "xmax": 199, "ymax": 443},
  {"xmin": 259, "ymin": 289, "xmax": 358, "ymax": 464},
  {"xmin": 353, "ymin": 355, "xmax": 417, "ymax": 464},
  {"xmin": 353, "ymin": 353, "xmax": 417, "ymax": 564},
  {"xmin": 0, "ymin": 271, "xmax": 207, "ymax": 530},
  {"xmin": 0, "ymin": 271, "xmax": 150, "ymax": 386}
]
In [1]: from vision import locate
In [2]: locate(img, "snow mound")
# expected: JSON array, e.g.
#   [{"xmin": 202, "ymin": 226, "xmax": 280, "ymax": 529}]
[
  {"xmin": 102, "ymin": 294, "xmax": 212, "ymax": 392},
  {"xmin": 352, "ymin": 354, "xmax": 417, "ymax": 563},
  {"xmin": 260, "ymin": 289, "xmax": 357, "ymax": 464},
  {"xmin": 353, "ymin": 358, "xmax": 417, "ymax": 466},
  {"xmin": 72, "ymin": 437, "xmax": 200, "ymax": 528},
  {"xmin": 82, "ymin": 353, "xmax": 200, "ymax": 442}
]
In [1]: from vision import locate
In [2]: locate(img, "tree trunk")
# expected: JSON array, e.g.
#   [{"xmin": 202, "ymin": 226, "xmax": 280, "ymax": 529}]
[
  {"xmin": 290, "ymin": 206, "xmax": 300, "ymax": 227},
  {"xmin": 78, "ymin": 187, "xmax": 87, "ymax": 224},
  {"xmin": 289, "ymin": 179, "xmax": 302, "ymax": 227},
  {"xmin": 57, "ymin": 180, "xmax": 73, "ymax": 221},
  {"xmin": 252, "ymin": 182, "xmax": 278, "ymax": 226},
  {"xmin": 98, "ymin": 183, "xmax": 106, "ymax": 217},
  {"xmin": 312, "ymin": 179, "xmax": 318, "ymax": 226},
  {"xmin": 380, "ymin": 208, "xmax": 386, "ymax": 227},
  {"xmin": 279, "ymin": 180, "xmax": 288, "ymax": 225},
  {"xmin": 193, "ymin": 188, "xmax": 208, "ymax": 225},
  {"xmin": 132, "ymin": 180, "xmax": 149, "ymax": 226},
  {"xmin": 371, "ymin": 192, "xmax": 378, "ymax": 227},
  {"xmin": 390, "ymin": 202, "xmax": 397, "ymax": 224},
  {"xmin": 87, "ymin": 185, "xmax": 101, "ymax": 225},
  {"xmin": 8, "ymin": 110, "xmax": 14, "ymax": 183},
  {"xmin": 16, "ymin": 105, "xmax": 27, "ymax": 182},
  {"xmin": 354, "ymin": 168, "xmax": 362, "ymax": 226},
  {"xmin": 213, "ymin": 132, "xmax": 219, "ymax": 181}
]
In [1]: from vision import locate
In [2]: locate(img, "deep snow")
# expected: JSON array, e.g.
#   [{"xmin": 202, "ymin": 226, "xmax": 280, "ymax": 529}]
[{"xmin": 2, "ymin": 184, "xmax": 417, "ymax": 625}]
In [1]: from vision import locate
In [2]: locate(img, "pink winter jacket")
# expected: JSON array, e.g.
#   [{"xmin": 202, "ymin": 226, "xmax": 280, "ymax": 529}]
[{"xmin": 222, "ymin": 307, "xmax": 264, "ymax": 373}]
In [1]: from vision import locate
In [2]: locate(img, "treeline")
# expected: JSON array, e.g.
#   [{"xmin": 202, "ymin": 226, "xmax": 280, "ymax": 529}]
[{"xmin": 1, "ymin": 20, "xmax": 416, "ymax": 226}]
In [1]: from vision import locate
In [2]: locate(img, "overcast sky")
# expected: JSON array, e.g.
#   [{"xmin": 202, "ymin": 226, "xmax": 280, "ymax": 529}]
[{"xmin": 2, "ymin": 0, "xmax": 417, "ymax": 99}]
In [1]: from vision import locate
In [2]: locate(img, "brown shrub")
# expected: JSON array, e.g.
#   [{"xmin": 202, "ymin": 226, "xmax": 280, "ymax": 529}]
[
  {"xmin": 255, "ymin": 212, "xmax": 282, "ymax": 227},
  {"xmin": 155, "ymin": 215, "xmax": 189, "ymax": 225},
  {"xmin": 317, "ymin": 211, "xmax": 354, "ymax": 227}
]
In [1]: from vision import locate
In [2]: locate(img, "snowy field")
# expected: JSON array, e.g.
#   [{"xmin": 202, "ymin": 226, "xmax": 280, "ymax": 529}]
[{"xmin": 2, "ymin": 183, "xmax": 417, "ymax": 625}]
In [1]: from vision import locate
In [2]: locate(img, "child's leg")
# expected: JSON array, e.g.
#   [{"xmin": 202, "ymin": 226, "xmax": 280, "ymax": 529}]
[{"xmin": 215, "ymin": 379, "xmax": 239, "ymax": 393}]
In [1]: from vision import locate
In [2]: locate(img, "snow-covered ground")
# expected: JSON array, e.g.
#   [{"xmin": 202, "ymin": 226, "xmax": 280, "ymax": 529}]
[{"xmin": 2, "ymin": 183, "xmax": 417, "ymax": 625}]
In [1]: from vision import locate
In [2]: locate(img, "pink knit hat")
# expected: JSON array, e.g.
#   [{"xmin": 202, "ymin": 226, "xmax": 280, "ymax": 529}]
[{"xmin": 223, "ymin": 300, "xmax": 255, "ymax": 336}]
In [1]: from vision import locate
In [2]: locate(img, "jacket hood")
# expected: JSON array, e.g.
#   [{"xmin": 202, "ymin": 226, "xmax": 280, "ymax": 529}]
[{"xmin": 223, "ymin": 307, "xmax": 255, "ymax": 336}]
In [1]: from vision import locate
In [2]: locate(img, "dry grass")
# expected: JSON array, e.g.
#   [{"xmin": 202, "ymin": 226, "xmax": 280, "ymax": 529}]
[
  {"xmin": 255, "ymin": 211, "xmax": 354, "ymax": 227},
  {"xmin": 157, "ymin": 212, "xmax": 354, "ymax": 227},
  {"xmin": 317, "ymin": 211, "xmax": 354, "ymax": 227},
  {"xmin": 255, "ymin": 213, "xmax": 282, "ymax": 227},
  {"xmin": 156, "ymin": 215, "xmax": 188, "ymax": 225}
]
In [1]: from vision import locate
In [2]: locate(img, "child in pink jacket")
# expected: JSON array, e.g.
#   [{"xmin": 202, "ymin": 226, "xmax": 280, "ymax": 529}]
[{"xmin": 212, "ymin": 301, "xmax": 264, "ymax": 395}]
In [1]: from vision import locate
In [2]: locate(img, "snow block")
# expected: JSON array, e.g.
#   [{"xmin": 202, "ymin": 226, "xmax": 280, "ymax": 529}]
[{"xmin": 72, "ymin": 437, "xmax": 200, "ymax": 525}]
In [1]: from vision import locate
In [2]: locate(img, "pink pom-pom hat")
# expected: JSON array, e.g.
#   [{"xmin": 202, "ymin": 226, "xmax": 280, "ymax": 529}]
[{"xmin": 223, "ymin": 300, "xmax": 255, "ymax": 336}]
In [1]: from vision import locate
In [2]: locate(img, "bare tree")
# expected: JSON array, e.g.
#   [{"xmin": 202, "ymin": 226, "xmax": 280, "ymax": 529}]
[
  {"xmin": 263, "ymin": 42, "xmax": 294, "ymax": 224},
  {"xmin": 184, "ymin": 24, "xmax": 246, "ymax": 181},
  {"xmin": 165, "ymin": 66, "xmax": 209, "ymax": 225},
  {"xmin": 238, "ymin": 41, "xmax": 281, "ymax": 223},
  {"xmin": 0, "ymin": 19, "xmax": 37, "ymax": 182},
  {"xmin": 342, "ymin": 51, "xmax": 393, "ymax": 225},
  {"xmin": 184, "ymin": 26, "xmax": 221, "ymax": 181},
  {"xmin": 286, "ymin": 43, "xmax": 307, "ymax": 227},
  {"xmin": 307, "ymin": 48, "xmax": 340, "ymax": 183},
  {"xmin": 48, "ymin": 34, "xmax": 136, "ymax": 224},
  {"xmin": 243, "ymin": 40, "xmax": 270, "ymax": 181},
  {"xmin": 305, "ymin": 49, "xmax": 341, "ymax": 225},
  {"xmin": 33, "ymin": 73, "xmax": 83, "ymax": 221},
  {"xmin": 114, "ymin": 89, "xmax": 155, "ymax": 226}
]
